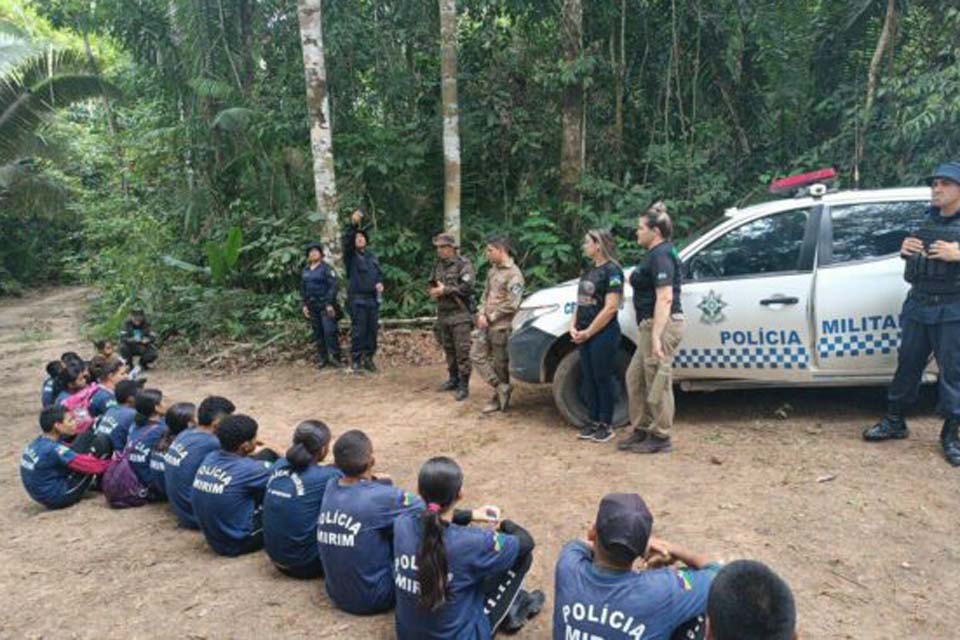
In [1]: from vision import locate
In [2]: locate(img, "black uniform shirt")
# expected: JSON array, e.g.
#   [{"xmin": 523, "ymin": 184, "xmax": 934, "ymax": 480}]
[
  {"xmin": 904, "ymin": 206, "xmax": 960, "ymax": 324},
  {"xmin": 575, "ymin": 262, "xmax": 624, "ymax": 331},
  {"xmin": 630, "ymin": 242, "xmax": 683, "ymax": 322}
]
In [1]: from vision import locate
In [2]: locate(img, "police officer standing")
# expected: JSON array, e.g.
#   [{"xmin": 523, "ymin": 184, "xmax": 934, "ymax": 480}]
[
  {"xmin": 470, "ymin": 236, "xmax": 525, "ymax": 413},
  {"xmin": 342, "ymin": 209, "xmax": 384, "ymax": 373},
  {"xmin": 429, "ymin": 233, "xmax": 476, "ymax": 401},
  {"xmin": 864, "ymin": 161, "xmax": 960, "ymax": 467},
  {"xmin": 301, "ymin": 242, "xmax": 343, "ymax": 369}
]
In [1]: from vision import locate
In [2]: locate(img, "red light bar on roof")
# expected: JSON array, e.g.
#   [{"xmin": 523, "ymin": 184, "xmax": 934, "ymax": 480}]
[{"xmin": 769, "ymin": 168, "xmax": 837, "ymax": 195}]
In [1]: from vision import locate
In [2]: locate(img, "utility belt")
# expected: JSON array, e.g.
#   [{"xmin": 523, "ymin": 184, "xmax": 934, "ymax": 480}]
[
  {"xmin": 909, "ymin": 290, "xmax": 960, "ymax": 306},
  {"xmin": 904, "ymin": 226, "xmax": 960, "ymax": 292}
]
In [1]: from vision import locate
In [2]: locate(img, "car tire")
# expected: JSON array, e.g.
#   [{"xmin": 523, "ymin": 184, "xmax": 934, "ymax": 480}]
[{"xmin": 552, "ymin": 347, "xmax": 631, "ymax": 428}]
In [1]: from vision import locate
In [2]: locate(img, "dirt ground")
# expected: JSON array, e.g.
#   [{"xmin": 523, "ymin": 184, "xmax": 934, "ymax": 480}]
[{"xmin": 1, "ymin": 288, "xmax": 958, "ymax": 639}]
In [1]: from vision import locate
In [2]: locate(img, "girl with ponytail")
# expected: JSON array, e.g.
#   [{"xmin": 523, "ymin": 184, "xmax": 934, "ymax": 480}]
[
  {"xmin": 263, "ymin": 420, "xmax": 342, "ymax": 579},
  {"xmin": 392, "ymin": 456, "xmax": 544, "ymax": 638}
]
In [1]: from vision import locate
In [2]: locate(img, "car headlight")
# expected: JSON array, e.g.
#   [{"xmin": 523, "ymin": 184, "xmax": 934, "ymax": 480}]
[{"xmin": 512, "ymin": 304, "xmax": 560, "ymax": 331}]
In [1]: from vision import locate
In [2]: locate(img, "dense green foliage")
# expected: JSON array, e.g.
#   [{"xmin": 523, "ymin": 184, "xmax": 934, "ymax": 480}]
[{"xmin": 2, "ymin": 0, "xmax": 959, "ymax": 343}]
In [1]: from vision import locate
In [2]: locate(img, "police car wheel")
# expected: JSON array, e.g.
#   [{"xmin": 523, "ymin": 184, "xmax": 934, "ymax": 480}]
[{"xmin": 552, "ymin": 347, "xmax": 631, "ymax": 429}]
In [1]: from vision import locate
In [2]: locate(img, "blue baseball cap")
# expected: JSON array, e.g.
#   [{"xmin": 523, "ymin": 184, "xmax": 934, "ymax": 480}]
[
  {"xmin": 926, "ymin": 162, "xmax": 960, "ymax": 186},
  {"xmin": 595, "ymin": 492, "xmax": 653, "ymax": 559}
]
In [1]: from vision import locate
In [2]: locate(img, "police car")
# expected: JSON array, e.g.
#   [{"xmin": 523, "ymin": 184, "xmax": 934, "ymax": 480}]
[{"xmin": 508, "ymin": 170, "xmax": 936, "ymax": 427}]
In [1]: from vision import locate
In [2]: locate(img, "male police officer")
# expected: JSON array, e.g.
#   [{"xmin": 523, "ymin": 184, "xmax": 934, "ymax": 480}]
[
  {"xmin": 864, "ymin": 161, "xmax": 960, "ymax": 466},
  {"xmin": 471, "ymin": 236, "xmax": 524, "ymax": 413},
  {"xmin": 342, "ymin": 210, "xmax": 384, "ymax": 373},
  {"xmin": 429, "ymin": 233, "xmax": 476, "ymax": 401},
  {"xmin": 301, "ymin": 242, "xmax": 343, "ymax": 369}
]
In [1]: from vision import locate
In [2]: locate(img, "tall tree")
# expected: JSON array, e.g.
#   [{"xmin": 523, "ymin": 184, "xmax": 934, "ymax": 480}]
[
  {"xmin": 439, "ymin": 0, "xmax": 461, "ymax": 244},
  {"xmin": 855, "ymin": 0, "xmax": 898, "ymax": 184},
  {"xmin": 560, "ymin": 0, "xmax": 583, "ymax": 211},
  {"xmin": 296, "ymin": 0, "xmax": 342, "ymax": 268}
]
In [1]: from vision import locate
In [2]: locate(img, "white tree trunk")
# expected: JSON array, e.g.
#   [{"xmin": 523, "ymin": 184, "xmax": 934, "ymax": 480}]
[
  {"xmin": 439, "ymin": 0, "xmax": 461, "ymax": 245},
  {"xmin": 297, "ymin": 0, "xmax": 342, "ymax": 269}
]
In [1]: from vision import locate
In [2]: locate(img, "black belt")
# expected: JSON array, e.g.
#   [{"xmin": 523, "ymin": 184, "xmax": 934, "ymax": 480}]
[
  {"xmin": 910, "ymin": 290, "xmax": 960, "ymax": 306},
  {"xmin": 350, "ymin": 292, "xmax": 377, "ymax": 299}
]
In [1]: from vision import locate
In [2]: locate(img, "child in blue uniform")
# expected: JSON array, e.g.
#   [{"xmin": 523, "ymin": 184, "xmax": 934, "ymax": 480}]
[
  {"xmin": 53, "ymin": 361, "xmax": 88, "ymax": 407},
  {"xmin": 20, "ymin": 406, "xmax": 111, "ymax": 509},
  {"xmin": 148, "ymin": 402, "xmax": 196, "ymax": 501},
  {"xmin": 93, "ymin": 379, "xmax": 140, "ymax": 453},
  {"xmin": 552, "ymin": 493, "xmax": 720, "ymax": 640},
  {"xmin": 164, "ymin": 396, "xmax": 235, "ymax": 529},
  {"xmin": 392, "ymin": 457, "xmax": 543, "ymax": 639},
  {"xmin": 192, "ymin": 414, "xmax": 278, "ymax": 556},
  {"xmin": 125, "ymin": 389, "xmax": 166, "ymax": 498},
  {"xmin": 41, "ymin": 361, "xmax": 62, "ymax": 408},
  {"xmin": 87, "ymin": 357, "xmax": 126, "ymax": 418},
  {"xmin": 263, "ymin": 420, "xmax": 342, "ymax": 578},
  {"xmin": 318, "ymin": 430, "xmax": 424, "ymax": 614}
]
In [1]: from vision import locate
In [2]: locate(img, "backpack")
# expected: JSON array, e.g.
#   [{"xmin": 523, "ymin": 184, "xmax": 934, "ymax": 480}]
[
  {"xmin": 101, "ymin": 423, "xmax": 160, "ymax": 509},
  {"xmin": 62, "ymin": 383, "xmax": 101, "ymax": 435}
]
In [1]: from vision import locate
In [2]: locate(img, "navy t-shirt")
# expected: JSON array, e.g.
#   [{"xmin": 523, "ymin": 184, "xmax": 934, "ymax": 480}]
[
  {"xmin": 41, "ymin": 377, "xmax": 55, "ymax": 408},
  {"xmin": 318, "ymin": 479, "xmax": 424, "ymax": 614},
  {"xmin": 263, "ymin": 459, "xmax": 343, "ymax": 570},
  {"xmin": 20, "ymin": 437, "xmax": 79, "ymax": 509},
  {"xmin": 393, "ymin": 514, "xmax": 521, "ymax": 639},
  {"xmin": 94, "ymin": 405, "xmax": 136, "ymax": 452},
  {"xmin": 55, "ymin": 390, "xmax": 72, "ymax": 407},
  {"xmin": 552, "ymin": 541, "xmax": 719, "ymax": 640},
  {"xmin": 163, "ymin": 428, "xmax": 221, "ymax": 529},
  {"xmin": 89, "ymin": 387, "xmax": 116, "ymax": 418},
  {"xmin": 148, "ymin": 447, "xmax": 167, "ymax": 499},
  {"xmin": 631, "ymin": 242, "xmax": 683, "ymax": 321},
  {"xmin": 126, "ymin": 421, "xmax": 166, "ymax": 486},
  {"xmin": 192, "ymin": 450, "xmax": 273, "ymax": 556},
  {"xmin": 576, "ymin": 262, "xmax": 624, "ymax": 330}
]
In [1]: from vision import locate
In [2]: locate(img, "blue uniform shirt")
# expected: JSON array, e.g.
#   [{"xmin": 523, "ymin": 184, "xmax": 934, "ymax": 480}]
[
  {"xmin": 393, "ymin": 514, "xmax": 521, "ymax": 640},
  {"xmin": 20, "ymin": 437, "xmax": 79, "ymax": 509},
  {"xmin": 41, "ymin": 376, "xmax": 55, "ymax": 408},
  {"xmin": 903, "ymin": 206, "xmax": 960, "ymax": 324},
  {"xmin": 55, "ymin": 390, "xmax": 71, "ymax": 407},
  {"xmin": 318, "ymin": 479, "xmax": 424, "ymax": 614},
  {"xmin": 89, "ymin": 387, "xmax": 116, "ymax": 418},
  {"xmin": 163, "ymin": 428, "xmax": 221, "ymax": 528},
  {"xmin": 343, "ymin": 226, "xmax": 383, "ymax": 296},
  {"xmin": 192, "ymin": 450, "xmax": 273, "ymax": 556},
  {"xmin": 126, "ymin": 421, "xmax": 166, "ymax": 486},
  {"xmin": 552, "ymin": 541, "xmax": 719, "ymax": 640},
  {"xmin": 148, "ymin": 447, "xmax": 167, "ymax": 499},
  {"xmin": 301, "ymin": 262, "xmax": 338, "ymax": 306},
  {"xmin": 94, "ymin": 405, "xmax": 136, "ymax": 452},
  {"xmin": 263, "ymin": 459, "xmax": 343, "ymax": 570}
]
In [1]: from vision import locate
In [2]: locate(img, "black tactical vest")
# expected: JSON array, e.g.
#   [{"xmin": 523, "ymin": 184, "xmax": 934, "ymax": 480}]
[{"xmin": 904, "ymin": 220, "xmax": 960, "ymax": 295}]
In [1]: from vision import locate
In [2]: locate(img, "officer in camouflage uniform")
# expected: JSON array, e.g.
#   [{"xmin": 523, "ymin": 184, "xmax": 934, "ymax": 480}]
[
  {"xmin": 429, "ymin": 233, "xmax": 476, "ymax": 401},
  {"xmin": 471, "ymin": 236, "xmax": 524, "ymax": 414},
  {"xmin": 864, "ymin": 161, "xmax": 960, "ymax": 467}
]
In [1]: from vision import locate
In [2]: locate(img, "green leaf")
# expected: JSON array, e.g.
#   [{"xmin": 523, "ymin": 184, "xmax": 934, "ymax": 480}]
[{"xmin": 223, "ymin": 226, "xmax": 243, "ymax": 269}]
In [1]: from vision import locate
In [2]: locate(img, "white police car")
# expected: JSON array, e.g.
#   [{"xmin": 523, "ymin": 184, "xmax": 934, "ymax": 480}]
[{"xmin": 508, "ymin": 171, "xmax": 936, "ymax": 427}]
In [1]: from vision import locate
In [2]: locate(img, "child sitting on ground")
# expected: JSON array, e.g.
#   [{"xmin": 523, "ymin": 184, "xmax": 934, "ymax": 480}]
[
  {"xmin": 41, "ymin": 361, "xmax": 62, "ymax": 408},
  {"xmin": 93, "ymin": 379, "xmax": 140, "ymax": 453},
  {"xmin": 125, "ymin": 389, "xmax": 166, "ymax": 499},
  {"xmin": 148, "ymin": 402, "xmax": 196, "ymax": 501}
]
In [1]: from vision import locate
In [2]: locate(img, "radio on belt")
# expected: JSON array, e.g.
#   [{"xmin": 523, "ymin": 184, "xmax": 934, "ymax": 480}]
[{"xmin": 769, "ymin": 168, "xmax": 838, "ymax": 197}]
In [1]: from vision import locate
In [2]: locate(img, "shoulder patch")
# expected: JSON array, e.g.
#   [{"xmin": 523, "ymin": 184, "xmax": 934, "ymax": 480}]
[
  {"xmin": 609, "ymin": 275, "xmax": 623, "ymax": 287},
  {"xmin": 55, "ymin": 444, "xmax": 71, "ymax": 456},
  {"xmin": 675, "ymin": 568, "xmax": 694, "ymax": 591},
  {"xmin": 509, "ymin": 283, "xmax": 524, "ymax": 296},
  {"xmin": 461, "ymin": 272, "xmax": 472, "ymax": 283},
  {"xmin": 492, "ymin": 532, "xmax": 506, "ymax": 553},
  {"xmin": 402, "ymin": 491, "xmax": 417, "ymax": 507}
]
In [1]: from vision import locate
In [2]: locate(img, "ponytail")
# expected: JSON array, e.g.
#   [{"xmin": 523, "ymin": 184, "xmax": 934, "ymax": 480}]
[
  {"xmin": 415, "ymin": 456, "xmax": 464, "ymax": 611},
  {"xmin": 134, "ymin": 388, "xmax": 163, "ymax": 427},
  {"xmin": 285, "ymin": 420, "xmax": 331, "ymax": 471},
  {"xmin": 155, "ymin": 402, "xmax": 195, "ymax": 454}
]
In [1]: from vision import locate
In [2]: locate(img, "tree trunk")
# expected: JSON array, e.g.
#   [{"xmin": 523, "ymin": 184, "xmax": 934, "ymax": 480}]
[
  {"xmin": 855, "ymin": 0, "xmax": 897, "ymax": 185},
  {"xmin": 296, "ymin": 0, "xmax": 342, "ymax": 270},
  {"xmin": 560, "ymin": 0, "xmax": 583, "ymax": 211},
  {"xmin": 439, "ymin": 0, "xmax": 461, "ymax": 244}
]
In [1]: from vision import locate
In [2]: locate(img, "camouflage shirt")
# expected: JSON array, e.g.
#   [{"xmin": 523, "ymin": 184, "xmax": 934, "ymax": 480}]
[
  {"xmin": 430, "ymin": 254, "xmax": 476, "ymax": 317},
  {"xmin": 479, "ymin": 259, "xmax": 524, "ymax": 329}
]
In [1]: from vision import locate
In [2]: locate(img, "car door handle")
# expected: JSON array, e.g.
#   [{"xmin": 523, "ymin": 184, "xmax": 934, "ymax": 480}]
[{"xmin": 759, "ymin": 296, "xmax": 799, "ymax": 306}]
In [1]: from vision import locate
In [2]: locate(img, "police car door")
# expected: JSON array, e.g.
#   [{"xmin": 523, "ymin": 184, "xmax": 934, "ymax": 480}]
[
  {"xmin": 813, "ymin": 199, "xmax": 928, "ymax": 375},
  {"xmin": 677, "ymin": 207, "xmax": 818, "ymax": 381}
]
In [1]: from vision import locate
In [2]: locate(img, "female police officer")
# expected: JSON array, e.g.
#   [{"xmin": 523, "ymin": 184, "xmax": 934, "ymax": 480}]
[
  {"xmin": 301, "ymin": 242, "xmax": 343, "ymax": 369},
  {"xmin": 570, "ymin": 229, "xmax": 624, "ymax": 444}
]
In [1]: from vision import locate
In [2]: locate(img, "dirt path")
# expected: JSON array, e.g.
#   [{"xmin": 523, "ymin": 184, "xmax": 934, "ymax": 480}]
[{"xmin": 1, "ymin": 288, "xmax": 958, "ymax": 639}]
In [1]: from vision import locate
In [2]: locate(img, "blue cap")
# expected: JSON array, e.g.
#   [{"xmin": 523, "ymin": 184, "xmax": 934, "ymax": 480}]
[{"xmin": 926, "ymin": 162, "xmax": 960, "ymax": 186}]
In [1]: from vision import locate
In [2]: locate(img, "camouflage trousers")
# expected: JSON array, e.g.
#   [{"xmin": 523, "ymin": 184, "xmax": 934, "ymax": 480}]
[
  {"xmin": 470, "ymin": 327, "xmax": 511, "ymax": 388},
  {"xmin": 435, "ymin": 313, "xmax": 473, "ymax": 380}
]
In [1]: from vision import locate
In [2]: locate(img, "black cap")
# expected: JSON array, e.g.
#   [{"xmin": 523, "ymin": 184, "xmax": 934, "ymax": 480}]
[
  {"xmin": 595, "ymin": 493, "xmax": 653, "ymax": 559},
  {"xmin": 304, "ymin": 242, "xmax": 324, "ymax": 257},
  {"xmin": 926, "ymin": 161, "xmax": 960, "ymax": 186}
]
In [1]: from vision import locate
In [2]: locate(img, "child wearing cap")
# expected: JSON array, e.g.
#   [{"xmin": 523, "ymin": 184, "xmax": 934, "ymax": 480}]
[
  {"xmin": 552, "ymin": 493, "xmax": 721, "ymax": 640},
  {"xmin": 317, "ymin": 430, "xmax": 424, "ymax": 614}
]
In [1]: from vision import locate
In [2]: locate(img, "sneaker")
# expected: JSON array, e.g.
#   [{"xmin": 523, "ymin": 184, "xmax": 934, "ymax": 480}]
[
  {"xmin": 862, "ymin": 415, "xmax": 909, "ymax": 442},
  {"xmin": 617, "ymin": 428, "xmax": 648, "ymax": 451},
  {"xmin": 626, "ymin": 435, "xmax": 673, "ymax": 454},
  {"xmin": 577, "ymin": 422, "xmax": 597, "ymax": 440},
  {"xmin": 591, "ymin": 423, "xmax": 614, "ymax": 443}
]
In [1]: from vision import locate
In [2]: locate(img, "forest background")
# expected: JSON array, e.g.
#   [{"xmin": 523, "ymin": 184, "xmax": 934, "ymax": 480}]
[{"xmin": 2, "ymin": 0, "xmax": 958, "ymax": 347}]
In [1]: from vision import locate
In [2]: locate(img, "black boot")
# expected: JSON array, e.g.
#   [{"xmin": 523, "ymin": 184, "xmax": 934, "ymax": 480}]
[
  {"xmin": 455, "ymin": 375, "xmax": 470, "ymax": 401},
  {"xmin": 437, "ymin": 370, "xmax": 459, "ymax": 392},
  {"xmin": 863, "ymin": 413, "xmax": 909, "ymax": 441},
  {"xmin": 941, "ymin": 419, "xmax": 960, "ymax": 467}
]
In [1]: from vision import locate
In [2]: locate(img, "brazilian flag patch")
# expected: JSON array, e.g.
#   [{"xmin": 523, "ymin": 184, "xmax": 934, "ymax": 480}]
[
  {"xmin": 492, "ymin": 532, "xmax": 506, "ymax": 553},
  {"xmin": 610, "ymin": 275, "xmax": 623, "ymax": 287},
  {"xmin": 402, "ymin": 492, "xmax": 417, "ymax": 507},
  {"xmin": 676, "ymin": 569, "xmax": 694, "ymax": 591}
]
